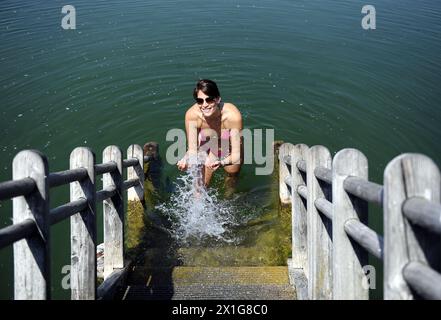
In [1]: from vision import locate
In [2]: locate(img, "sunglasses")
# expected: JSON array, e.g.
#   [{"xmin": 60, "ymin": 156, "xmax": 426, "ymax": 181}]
[{"xmin": 195, "ymin": 96, "xmax": 216, "ymax": 105}]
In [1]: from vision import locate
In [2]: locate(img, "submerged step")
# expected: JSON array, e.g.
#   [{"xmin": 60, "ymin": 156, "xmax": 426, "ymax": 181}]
[{"xmin": 120, "ymin": 266, "xmax": 296, "ymax": 300}]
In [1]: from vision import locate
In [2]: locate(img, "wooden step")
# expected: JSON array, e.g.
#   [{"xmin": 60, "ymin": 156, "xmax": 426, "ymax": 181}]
[
  {"xmin": 119, "ymin": 266, "xmax": 296, "ymax": 300},
  {"xmin": 140, "ymin": 245, "xmax": 290, "ymax": 268}
]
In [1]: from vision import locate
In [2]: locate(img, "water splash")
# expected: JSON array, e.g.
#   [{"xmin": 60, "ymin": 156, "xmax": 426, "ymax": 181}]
[{"xmin": 156, "ymin": 164, "xmax": 239, "ymax": 245}]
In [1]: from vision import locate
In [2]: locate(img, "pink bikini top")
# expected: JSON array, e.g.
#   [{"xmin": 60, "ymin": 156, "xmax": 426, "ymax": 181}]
[{"xmin": 198, "ymin": 128, "xmax": 230, "ymax": 142}]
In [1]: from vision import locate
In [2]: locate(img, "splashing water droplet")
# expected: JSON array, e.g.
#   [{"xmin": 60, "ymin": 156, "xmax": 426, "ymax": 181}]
[{"xmin": 156, "ymin": 163, "xmax": 239, "ymax": 245}]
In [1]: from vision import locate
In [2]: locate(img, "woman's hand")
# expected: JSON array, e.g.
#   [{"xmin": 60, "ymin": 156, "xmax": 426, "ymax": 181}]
[
  {"xmin": 177, "ymin": 156, "xmax": 189, "ymax": 171},
  {"xmin": 209, "ymin": 160, "xmax": 222, "ymax": 171}
]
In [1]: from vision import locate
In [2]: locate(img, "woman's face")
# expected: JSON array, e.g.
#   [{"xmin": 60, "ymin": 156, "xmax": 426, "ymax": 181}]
[{"xmin": 196, "ymin": 90, "xmax": 219, "ymax": 118}]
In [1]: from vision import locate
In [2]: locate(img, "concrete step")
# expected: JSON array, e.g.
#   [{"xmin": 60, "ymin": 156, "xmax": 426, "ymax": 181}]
[{"xmin": 119, "ymin": 266, "xmax": 296, "ymax": 300}]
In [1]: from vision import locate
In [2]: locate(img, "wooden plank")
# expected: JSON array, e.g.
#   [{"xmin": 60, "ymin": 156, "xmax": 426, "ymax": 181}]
[
  {"xmin": 287, "ymin": 259, "xmax": 308, "ymax": 300},
  {"xmin": 297, "ymin": 160, "xmax": 306, "ymax": 172},
  {"xmin": 49, "ymin": 199, "xmax": 88, "ymax": 225},
  {"xmin": 0, "ymin": 219, "xmax": 37, "ymax": 250},
  {"xmin": 403, "ymin": 261, "xmax": 441, "ymax": 300},
  {"xmin": 306, "ymin": 145, "xmax": 333, "ymax": 299},
  {"xmin": 123, "ymin": 179, "xmax": 139, "ymax": 190},
  {"xmin": 343, "ymin": 176, "xmax": 383, "ymax": 206},
  {"xmin": 278, "ymin": 143, "xmax": 294, "ymax": 205},
  {"xmin": 103, "ymin": 146, "xmax": 124, "ymax": 280},
  {"xmin": 282, "ymin": 155, "xmax": 291, "ymax": 165},
  {"xmin": 127, "ymin": 144, "xmax": 144, "ymax": 202},
  {"xmin": 123, "ymin": 158, "xmax": 139, "ymax": 168},
  {"xmin": 48, "ymin": 168, "xmax": 88, "ymax": 188},
  {"xmin": 384, "ymin": 153, "xmax": 441, "ymax": 299},
  {"xmin": 96, "ymin": 186, "xmax": 117, "ymax": 203},
  {"xmin": 332, "ymin": 148, "xmax": 369, "ymax": 300},
  {"xmin": 314, "ymin": 166, "xmax": 332, "ymax": 184},
  {"xmin": 297, "ymin": 185, "xmax": 307, "ymax": 199},
  {"xmin": 314, "ymin": 198, "xmax": 333, "ymax": 220},
  {"xmin": 289, "ymin": 144, "xmax": 308, "ymax": 274},
  {"xmin": 97, "ymin": 260, "xmax": 131, "ymax": 300},
  {"xmin": 95, "ymin": 162, "xmax": 117, "ymax": 175},
  {"xmin": 403, "ymin": 198, "xmax": 441, "ymax": 235},
  {"xmin": 344, "ymin": 219, "xmax": 383, "ymax": 260},
  {"xmin": 143, "ymin": 142, "xmax": 161, "ymax": 191},
  {"xmin": 12, "ymin": 150, "xmax": 50, "ymax": 300},
  {"xmin": 70, "ymin": 147, "xmax": 96, "ymax": 300},
  {"xmin": 0, "ymin": 177, "xmax": 35, "ymax": 200}
]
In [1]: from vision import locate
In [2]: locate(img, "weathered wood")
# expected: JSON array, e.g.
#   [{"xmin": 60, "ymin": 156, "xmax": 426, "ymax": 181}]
[
  {"xmin": 96, "ymin": 186, "xmax": 117, "ymax": 203},
  {"xmin": 0, "ymin": 177, "xmax": 35, "ymax": 200},
  {"xmin": 143, "ymin": 142, "xmax": 161, "ymax": 190},
  {"xmin": 289, "ymin": 144, "xmax": 308, "ymax": 273},
  {"xmin": 48, "ymin": 168, "xmax": 88, "ymax": 188},
  {"xmin": 403, "ymin": 197, "xmax": 441, "ymax": 235},
  {"xmin": 314, "ymin": 198, "xmax": 333, "ymax": 220},
  {"xmin": 95, "ymin": 162, "xmax": 117, "ymax": 175},
  {"xmin": 13, "ymin": 150, "xmax": 50, "ymax": 300},
  {"xmin": 384, "ymin": 153, "xmax": 441, "ymax": 300},
  {"xmin": 344, "ymin": 176, "xmax": 383, "ymax": 206},
  {"xmin": 49, "ymin": 199, "xmax": 88, "ymax": 225},
  {"xmin": 0, "ymin": 219, "xmax": 37, "ymax": 250},
  {"xmin": 103, "ymin": 146, "xmax": 124, "ymax": 280},
  {"xmin": 123, "ymin": 178, "xmax": 140, "ymax": 191},
  {"xmin": 70, "ymin": 147, "xmax": 96, "ymax": 300},
  {"xmin": 306, "ymin": 145, "xmax": 333, "ymax": 299},
  {"xmin": 123, "ymin": 158, "xmax": 139, "ymax": 168},
  {"xmin": 333, "ymin": 148, "xmax": 369, "ymax": 300},
  {"xmin": 278, "ymin": 143, "xmax": 294, "ymax": 205},
  {"xmin": 127, "ymin": 145, "xmax": 144, "ymax": 202},
  {"xmin": 97, "ymin": 260, "xmax": 131, "ymax": 300},
  {"xmin": 314, "ymin": 166, "xmax": 332, "ymax": 184},
  {"xmin": 287, "ymin": 259, "xmax": 308, "ymax": 300},
  {"xmin": 297, "ymin": 185, "xmax": 307, "ymax": 199},
  {"xmin": 297, "ymin": 160, "xmax": 306, "ymax": 173},
  {"xmin": 284, "ymin": 175, "xmax": 292, "ymax": 188},
  {"xmin": 402, "ymin": 261, "xmax": 441, "ymax": 300},
  {"xmin": 344, "ymin": 219, "xmax": 383, "ymax": 260}
]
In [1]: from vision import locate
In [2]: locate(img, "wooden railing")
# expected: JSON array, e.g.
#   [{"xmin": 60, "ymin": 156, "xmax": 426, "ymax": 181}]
[
  {"xmin": 279, "ymin": 143, "xmax": 441, "ymax": 300},
  {"xmin": 0, "ymin": 144, "xmax": 151, "ymax": 300}
]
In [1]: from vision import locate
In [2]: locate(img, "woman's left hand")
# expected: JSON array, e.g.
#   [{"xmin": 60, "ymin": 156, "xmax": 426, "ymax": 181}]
[{"xmin": 209, "ymin": 160, "xmax": 222, "ymax": 171}]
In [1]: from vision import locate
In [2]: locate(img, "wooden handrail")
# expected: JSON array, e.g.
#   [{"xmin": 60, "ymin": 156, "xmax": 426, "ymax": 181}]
[{"xmin": 278, "ymin": 143, "xmax": 441, "ymax": 300}]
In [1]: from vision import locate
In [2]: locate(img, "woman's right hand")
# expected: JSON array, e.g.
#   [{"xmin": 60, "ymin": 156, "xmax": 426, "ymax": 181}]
[{"xmin": 177, "ymin": 155, "xmax": 188, "ymax": 171}]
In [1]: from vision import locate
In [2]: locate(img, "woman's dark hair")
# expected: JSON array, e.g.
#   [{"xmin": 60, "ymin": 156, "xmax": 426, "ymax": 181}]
[{"xmin": 193, "ymin": 79, "xmax": 220, "ymax": 99}]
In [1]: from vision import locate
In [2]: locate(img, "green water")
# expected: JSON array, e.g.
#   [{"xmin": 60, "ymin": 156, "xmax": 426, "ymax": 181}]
[{"xmin": 1, "ymin": 0, "xmax": 440, "ymax": 299}]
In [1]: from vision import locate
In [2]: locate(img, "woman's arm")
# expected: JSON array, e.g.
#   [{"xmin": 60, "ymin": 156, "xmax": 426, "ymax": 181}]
[
  {"xmin": 221, "ymin": 105, "xmax": 242, "ymax": 166},
  {"xmin": 185, "ymin": 107, "xmax": 199, "ymax": 156},
  {"xmin": 177, "ymin": 106, "xmax": 199, "ymax": 171}
]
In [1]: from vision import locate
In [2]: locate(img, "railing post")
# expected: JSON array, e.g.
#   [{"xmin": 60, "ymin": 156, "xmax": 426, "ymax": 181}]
[
  {"xmin": 70, "ymin": 147, "xmax": 96, "ymax": 300},
  {"xmin": 12, "ymin": 150, "xmax": 50, "ymax": 300},
  {"xmin": 384, "ymin": 153, "xmax": 441, "ymax": 299},
  {"xmin": 127, "ymin": 144, "xmax": 144, "ymax": 203},
  {"xmin": 103, "ymin": 146, "xmax": 123, "ymax": 279},
  {"xmin": 332, "ymin": 148, "xmax": 369, "ymax": 300},
  {"xmin": 287, "ymin": 143, "xmax": 309, "ymax": 300},
  {"xmin": 290, "ymin": 144, "xmax": 309, "ymax": 270},
  {"xmin": 306, "ymin": 145, "xmax": 333, "ymax": 299},
  {"xmin": 278, "ymin": 143, "xmax": 294, "ymax": 205}
]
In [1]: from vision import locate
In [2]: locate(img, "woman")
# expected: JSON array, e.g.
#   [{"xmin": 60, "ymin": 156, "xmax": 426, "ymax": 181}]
[{"xmin": 177, "ymin": 79, "xmax": 242, "ymax": 189}]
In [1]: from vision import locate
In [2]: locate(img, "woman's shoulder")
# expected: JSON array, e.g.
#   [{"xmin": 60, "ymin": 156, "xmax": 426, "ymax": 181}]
[
  {"xmin": 222, "ymin": 102, "xmax": 242, "ymax": 129},
  {"xmin": 222, "ymin": 102, "xmax": 241, "ymax": 119},
  {"xmin": 185, "ymin": 104, "xmax": 201, "ymax": 120}
]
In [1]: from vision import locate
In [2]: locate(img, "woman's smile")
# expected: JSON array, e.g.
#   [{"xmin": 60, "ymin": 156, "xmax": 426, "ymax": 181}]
[{"xmin": 202, "ymin": 106, "xmax": 215, "ymax": 115}]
